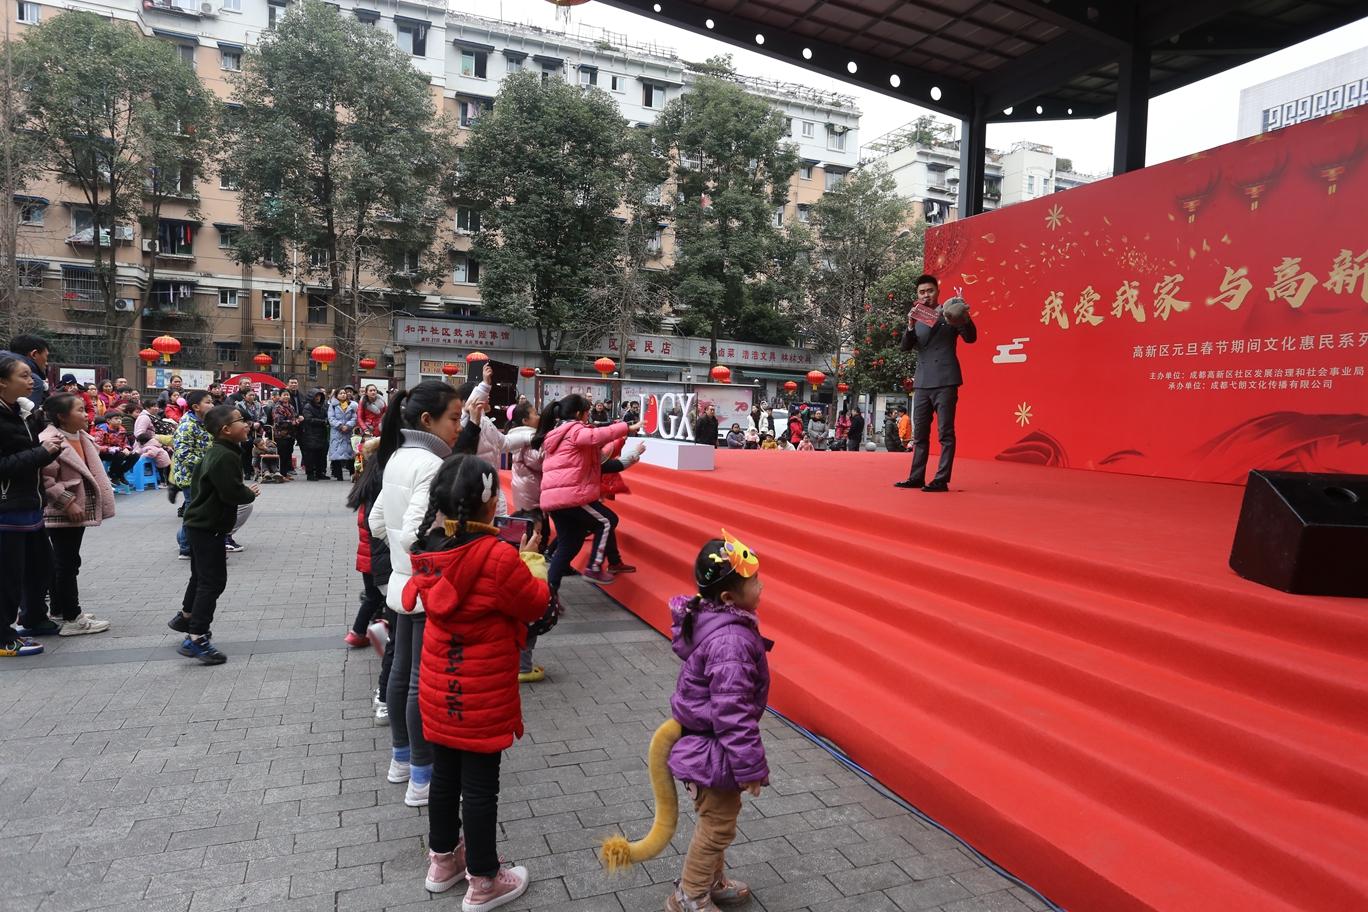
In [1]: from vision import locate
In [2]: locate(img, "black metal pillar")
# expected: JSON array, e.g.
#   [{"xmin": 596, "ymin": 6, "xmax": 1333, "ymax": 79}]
[
  {"xmin": 958, "ymin": 107, "xmax": 987, "ymax": 218},
  {"xmin": 1113, "ymin": 42, "xmax": 1150, "ymax": 174}
]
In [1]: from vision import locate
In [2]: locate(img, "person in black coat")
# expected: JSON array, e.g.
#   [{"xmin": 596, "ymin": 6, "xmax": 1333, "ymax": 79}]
[
  {"xmin": 848, "ymin": 407, "xmax": 866, "ymax": 451},
  {"xmin": 0, "ymin": 352, "xmax": 63, "ymax": 655},
  {"xmin": 298, "ymin": 389, "xmax": 330, "ymax": 481},
  {"xmin": 7, "ymin": 334, "xmax": 51, "ymax": 408},
  {"xmin": 693, "ymin": 404, "xmax": 720, "ymax": 448}
]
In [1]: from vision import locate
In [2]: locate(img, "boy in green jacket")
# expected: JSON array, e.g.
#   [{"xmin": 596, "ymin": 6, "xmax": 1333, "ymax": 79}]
[{"xmin": 173, "ymin": 404, "xmax": 259, "ymax": 664}]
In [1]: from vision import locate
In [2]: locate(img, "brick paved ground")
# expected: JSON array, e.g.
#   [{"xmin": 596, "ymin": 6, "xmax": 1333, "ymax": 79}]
[{"xmin": 0, "ymin": 479, "xmax": 1048, "ymax": 912}]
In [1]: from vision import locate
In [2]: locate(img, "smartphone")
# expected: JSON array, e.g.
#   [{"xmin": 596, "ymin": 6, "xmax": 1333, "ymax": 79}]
[{"xmin": 494, "ymin": 515, "xmax": 532, "ymax": 545}]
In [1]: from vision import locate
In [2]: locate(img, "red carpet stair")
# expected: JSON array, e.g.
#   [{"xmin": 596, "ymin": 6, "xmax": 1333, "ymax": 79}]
[{"xmin": 587, "ymin": 455, "xmax": 1368, "ymax": 912}]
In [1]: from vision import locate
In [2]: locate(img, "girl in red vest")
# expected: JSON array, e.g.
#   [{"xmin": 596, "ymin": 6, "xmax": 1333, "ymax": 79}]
[{"xmin": 404, "ymin": 454, "xmax": 549, "ymax": 911}]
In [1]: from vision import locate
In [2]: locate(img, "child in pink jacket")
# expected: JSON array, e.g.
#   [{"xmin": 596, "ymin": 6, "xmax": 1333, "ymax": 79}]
[{"xmin": 535, "ymin": 394, "xmax": 640, "ymax": 590}]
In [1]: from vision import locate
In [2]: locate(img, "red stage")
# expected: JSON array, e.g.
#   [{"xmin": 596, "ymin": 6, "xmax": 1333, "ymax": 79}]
[{"xmin": 593, "ymin": 451, "xmax": 1368, "ymax": 912}]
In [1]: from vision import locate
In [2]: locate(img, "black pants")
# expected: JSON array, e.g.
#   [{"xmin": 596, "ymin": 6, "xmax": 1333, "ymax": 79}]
[
  {"xmin": 378, "ymin": 608, "xmax": 396, "ymax": 695},
  {"xmin": 47, "ymin": 526, "xmax": 86, "ymax": 623},
  {"xmin": 351, "ymin": 571, "xmax": 384, "ymax": 637},
  {"xmin": 104, "ymin": 452, "xmax": 139, "ymax": 482},
  {"xmin": 240, "ymin": 441, "xmax": 254, "ymax": 479},
  {"xmin": 429, "ymin": 744, "xmax": 502, "ymax": 877},
  {"xmin": 330, "ymin": 458, "xmax": 351, "ymax": 481},
  {"xmin": 277, "ymin": 435, "xmax": 296, "ymax": 474},
  {"xmin": 0, "ymin": 528, "xmax": 52, "ymax": 641},
  {"xmin": 300, "ymin": 445, "xmax": 326, "ymax": 479},
  {"xmin": 182, "ymin": 527, "xmax": 227, "ymax": 636},
  {"xmin": 547, "ymin": 502, "xmax": 617, "ymax": 590},
  {"xmin": 908, "ymin": 385, "xmax": 959, "ymax": 486}
]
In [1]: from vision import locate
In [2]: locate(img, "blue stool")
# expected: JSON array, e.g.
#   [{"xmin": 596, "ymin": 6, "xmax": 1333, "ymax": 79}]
[{"xmin": 125, "ymin": 455, "xmax": 158, "ymax": 492}]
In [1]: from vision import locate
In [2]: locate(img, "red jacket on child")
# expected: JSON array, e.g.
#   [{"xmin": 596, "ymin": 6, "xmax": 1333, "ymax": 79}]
[{"xmin": 404, "ymin": 531, "xmax": 549, "ymax": 752}]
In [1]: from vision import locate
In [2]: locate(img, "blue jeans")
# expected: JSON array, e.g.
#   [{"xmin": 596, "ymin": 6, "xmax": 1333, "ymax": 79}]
[{"xmin": 176, "ymin": 484, "xmax": 193, "ymax": 555}]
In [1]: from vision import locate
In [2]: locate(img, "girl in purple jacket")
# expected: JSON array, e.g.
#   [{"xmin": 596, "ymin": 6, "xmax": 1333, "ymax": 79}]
[{"xmin": 601, "ymin": 532, "xmax": 771, "ymax": 912}]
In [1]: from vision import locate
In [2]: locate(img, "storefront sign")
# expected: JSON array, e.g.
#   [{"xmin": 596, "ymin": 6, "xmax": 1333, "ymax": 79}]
[{"xmin": 397, "ymin": 319, "xmax": 517, "ymax": 349}]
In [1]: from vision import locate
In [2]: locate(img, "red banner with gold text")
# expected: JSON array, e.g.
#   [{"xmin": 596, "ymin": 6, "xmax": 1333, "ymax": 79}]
[{"xmin": 926, "ymin": 109, "xmax": 1368, "ymax": 483}]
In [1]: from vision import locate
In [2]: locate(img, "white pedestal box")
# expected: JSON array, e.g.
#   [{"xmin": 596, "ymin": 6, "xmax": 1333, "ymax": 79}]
[{"xmin": 637, "ymin": 438, "xmax": 715, "ymax": 471}]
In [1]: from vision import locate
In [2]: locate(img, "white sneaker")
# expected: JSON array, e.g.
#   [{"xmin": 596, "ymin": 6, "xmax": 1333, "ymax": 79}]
[
  {"xmin": 375, "ymin": 703, "xmax": 389, "ymax": 724},
  {"xmin": 59, "ymin": 614, "xmax": 111, "ymax": 636},
  {"xmin": 404, "ymin": 779, "xmax": 430, "ymax": 807},
  {"xmin": 386, "ymin": 759, "xmax": 410, "ymax": 783},
  {"xmin": 371, "ymin": 687, "xmax": 382, "ymax": 710},
  {"xmin": 462, "ymin": 866, "xmax": 528, "ymax": 912}
]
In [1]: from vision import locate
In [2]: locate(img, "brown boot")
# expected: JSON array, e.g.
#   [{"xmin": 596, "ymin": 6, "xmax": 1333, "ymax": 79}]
[
  {"xmin": 666, "ymin": 884, "xmax": 720, "ymax": 912},
  {"xmin": 710, "ymin": 877, "xmax": 752, "ymax": 907}
]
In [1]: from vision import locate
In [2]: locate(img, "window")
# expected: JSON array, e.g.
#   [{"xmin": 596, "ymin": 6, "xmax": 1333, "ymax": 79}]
[
  {"xmin": 220, "ymin": 48, "xmax": 241, "ymax": 71},
  {"xmin": 801, "ymin": 120, "xmax": 815, "ymax": 138},
  {"xmin": 18, "ymin": 200, "xmax": 45, "ymax": 225},
  {"xmin": 150, "ymin": 281, "xmax": 194, "ymax": 312},
  {"xmin": 396, "ymin": 19, "xmax": 427, "ymax": 57},
  {"xmin": 219, "ymin": 169, "xmax": 239, "ymax": 191},
  {"xmin": 504, "ymin": 54, "xmax": 524, "ymax": 73},
  {"xmin": 176, "ymin": 163, "xmax": 195, "ymax": 195},
  {"xmin": 399, "ymin": 250, "xmax": 420, "ymax": 273},
  {"xmin": 645, "ymin": 230, "xmax": 662, "ymax": 256},
  {"xmin": 540, "ymin": 64, "xmax": 558, "ymax": 84},
  {"xmin": 218, "ymin": 289, "xmax": 240, "ymax": 308},
  {"xmin": 69, "ymin": 208, "xmax": 131, "ymax": 245},
  {"xmin": 455, "ymin": 207, "xmax": 481, "ymax": 234},
  {"xmin": 308, "ymin": 248, "xmax": 329, "ymax": 269},
  {"xmin": 217, "ymin": 225, "xmax": 240, "ymax": 248},
  {"xmin": 17, "ymin": 2, "xmax": 39, "ymax": 24},
  {"xmin": 827, "ymin": 127, "xmax": 847, "ymax": 152},
  {"xmin": 156, "ymin": 220, "xmax": 195, "ymax": 256},
  {"xmin": 17, "ymin": 260, "xmax": 44, "ymax": 287},
  {"xmin": 214, "ymin": 342, "xmax": 239, "ymax": 363},
  {"xmin": 642, "ymin": 83, "xmax": 664, "ymax": 108},
  {"xmin": 772, "ymin": 206, "xmax": 784, "ymax": 228},
  {"xmin": 460, "ymin": 49, "xmax": 487, "ymax": 78},
  {"xmin": 578, "ymin": 67, "xmax": 597, "ymax": 87},
  {"xmin": 267, "ymin": 1, "xmax": 286, "ymax": 29},
  {"xmin": 307, "ymin": 294, "xmax": 328, "ymax": 324},
  {"xmin": 221, "ymin": 0, "xmax": 240, "ymax": 10},
  {"xmin": 785, "ymin": 117, "xmax": 792, "ymax": 135},
  {"xmin": 1026, "ymin": 175, "xmax": 1036, "ymax": 195},
  {"xmin": 800, "ymin": 162, "xmax": 813, "ymax": 181},
  {"xmin": 262, "ymin": 291, "xmax": 281, "ymax": 321},
  {"xmin": 825, "ymin": 169, "xmax": 846, "ymax": 191},
  {"xmin": 354, "ymin": 8, "xmax": 378, "ymax": 25},
  {"xmin": 452, "ymin": 253, "xmax": 479, "ymax": 284},
  {"xmin": 62, "ymin": 265, "xmax": 98, "ymax": 302},
  {"xmin": 610, "ymin": 74, "xmax": 624, "ymax": 92},
  {"xmin": 173, "ymin": 42, "xmax": 195, "ymax": 66},
  {"xmin": 458, "ymin": 99, "xmax": 488, "ymax": 128},
  {"xmin": 797, "ymin": 204, "xmax": 810, "ymax": 224}
]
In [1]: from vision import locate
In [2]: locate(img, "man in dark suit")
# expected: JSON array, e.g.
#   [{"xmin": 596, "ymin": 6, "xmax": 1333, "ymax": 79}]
[{"xmin": 894, "ymin": 274, "xmax": 976, "ymax": 492}]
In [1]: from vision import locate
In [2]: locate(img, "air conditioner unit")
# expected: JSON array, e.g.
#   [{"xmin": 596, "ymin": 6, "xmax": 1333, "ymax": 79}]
[
  {"xmin": 113, "ymin": 298, "xmax": 136, "ymax": 313},
  {"xmin": 142, "ymin": 239, "xmax": 159, "ymax": 253},
  {"xmin": 200, "ymin": 1, "xmax": 215, "ymax": 15}
]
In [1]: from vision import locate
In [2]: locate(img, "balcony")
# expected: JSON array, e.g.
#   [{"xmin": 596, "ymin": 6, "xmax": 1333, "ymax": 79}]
[
  {"xmin": 142, "ymin": 0, "xmax": 215, "ymax": 18},
  {"xmin": 67, "ymin": 225, "xmax": 134, "ymax": 247}
]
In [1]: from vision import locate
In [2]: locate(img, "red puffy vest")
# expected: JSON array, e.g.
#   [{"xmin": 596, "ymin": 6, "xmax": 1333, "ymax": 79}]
[{"xmin": 405, "ymin": 534, "xmax": 549, "ymax": 753}]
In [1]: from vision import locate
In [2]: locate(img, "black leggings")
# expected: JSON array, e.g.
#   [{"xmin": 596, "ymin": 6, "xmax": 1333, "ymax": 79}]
[
  {"xmin": 0, "ymin": 528, "xmax": 52, "ymax": 641},
  {"xmin": 546, "ymin": 502, "xmax": 618, "ymax": 590},
  {"xmin": 351, "ymin": 572, "xmax": 384, "ymax": 637},
  {"xmin": 47, "ymin": 526, "xmax": 86, "ymax": 622},
  {"xmin": 300, "ymin": 445, "xmax": 327, "ymax": 479},
  {"xmin": 429, "ymin": 744, "xmax": 502, "ymax": 877},
  {"xmin": 182, "ymin": 527, "xmax": 227, "ymax": 636}
]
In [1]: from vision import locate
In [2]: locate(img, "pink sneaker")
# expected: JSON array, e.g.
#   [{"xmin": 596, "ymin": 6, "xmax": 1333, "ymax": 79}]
[
  {"xmin": 425, "ymin": 842, "xmax": 467, "ymax": 893},
  {"xmin": 343, "ymin": 631, "xmax": 368, "ymax": 648},
  {"xmin": 462, "ymin": 865, "xmax": 528, "ymax": 912},
  {"xmin": 582, "ymin": 567, "xmax": 615, "ymax": 585}
]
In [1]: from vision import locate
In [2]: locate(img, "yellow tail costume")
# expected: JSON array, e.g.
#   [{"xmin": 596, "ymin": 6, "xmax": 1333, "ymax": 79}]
[{"xmin": 600, "ymin": 719, "xmax": 683, "ymax": 871}]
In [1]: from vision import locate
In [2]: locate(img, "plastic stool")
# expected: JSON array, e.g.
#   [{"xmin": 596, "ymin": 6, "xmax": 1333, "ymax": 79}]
[{"xmin": 125, "ymin": 455, "xmax": 158, "ymax": 492}]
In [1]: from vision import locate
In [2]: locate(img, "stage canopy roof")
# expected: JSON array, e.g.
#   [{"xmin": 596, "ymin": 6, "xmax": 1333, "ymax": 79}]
[{"xmin": 599, "ymin": 0, "xmax": 1364, "ymax": 124}]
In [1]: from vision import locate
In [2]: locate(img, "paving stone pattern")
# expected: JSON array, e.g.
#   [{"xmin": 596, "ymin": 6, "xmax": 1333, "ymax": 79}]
[{"xmin": 0, "ymin": 480, "xmax": 1046, "ymax": 912}]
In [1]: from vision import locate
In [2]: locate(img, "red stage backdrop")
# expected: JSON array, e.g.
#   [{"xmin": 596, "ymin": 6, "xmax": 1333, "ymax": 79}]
[{"xmin": 925, "ymin": 109, "xmax": 1368, "ymax": 483}]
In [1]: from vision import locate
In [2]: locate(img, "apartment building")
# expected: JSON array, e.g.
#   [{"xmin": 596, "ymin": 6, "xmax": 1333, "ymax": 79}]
[
  {"xmin": 8, "ymin": 0, "xmax": 860, "ymax": 386},
  {"xmin": 860, "ymin": 120, "xmax": 1104, "ymax": 225}
]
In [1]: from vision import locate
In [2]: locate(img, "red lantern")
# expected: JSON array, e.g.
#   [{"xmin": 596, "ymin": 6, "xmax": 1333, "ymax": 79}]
[
  {"xmin": 441, "ymin": 363, "xmax": 460, "ymax": 378},
  {"xmin": 783, "ymin": 380, "xmax": 798, "ymax": 393},
  {"xmin": 594, "ymin": 357, "xmax": 616, "ymax": 379},
  {"xmin": 519, "ymin": 367, "xmax": 536, "ymax": 379},
  {"xmin": 138, "ymin": 347, "xmax": 159, "ymax": 366},
  {"xmin": 151, "ymin": 334, "xmax": 181, "ymax": 364},
  {"xmin": 710, "ymin": 364, "xmax": 731, "ymax": 384},
  {"xmin": 806, "ymin": 370, "xmax": 826, "ymax": 391},
  {"xmin": 358, "ymin": 357, "xmax": 378, "ymax": 371},
  {"xmin": 252, "ymin": 353, "xmax": 272, "ymax": 368},
  {"xmin": 902, "ymin": 378, "xmax": 915, "ymax": 394},
  {"xmin": 837, "ymin": 382, "xmax": 849, "ymax": 394},
  {"xmin": 310, "ymin": 345, "xmax": 337, "ymax": 371},
  {"xmin": 466, "ymin": 351, "xmax": 489, "ymax": 364}
]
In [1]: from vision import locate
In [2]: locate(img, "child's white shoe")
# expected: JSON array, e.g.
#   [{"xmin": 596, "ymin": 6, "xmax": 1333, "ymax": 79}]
[
  {"xmin": 386, "ymin": 759, "xmax": 410, "ymax": 783},
  {"xmin": 404, "ymin": 778, "xmax": 430, "ymax": 807},
  {"xmin": 462, "ymin": 865, "xmax": 528, "ymax": 912}
]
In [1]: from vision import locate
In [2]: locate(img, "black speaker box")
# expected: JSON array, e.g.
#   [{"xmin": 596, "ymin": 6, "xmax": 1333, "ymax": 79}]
[{"xmin": 1229, "ymin": 470, "xmax": 1368, "ymax": 597}]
